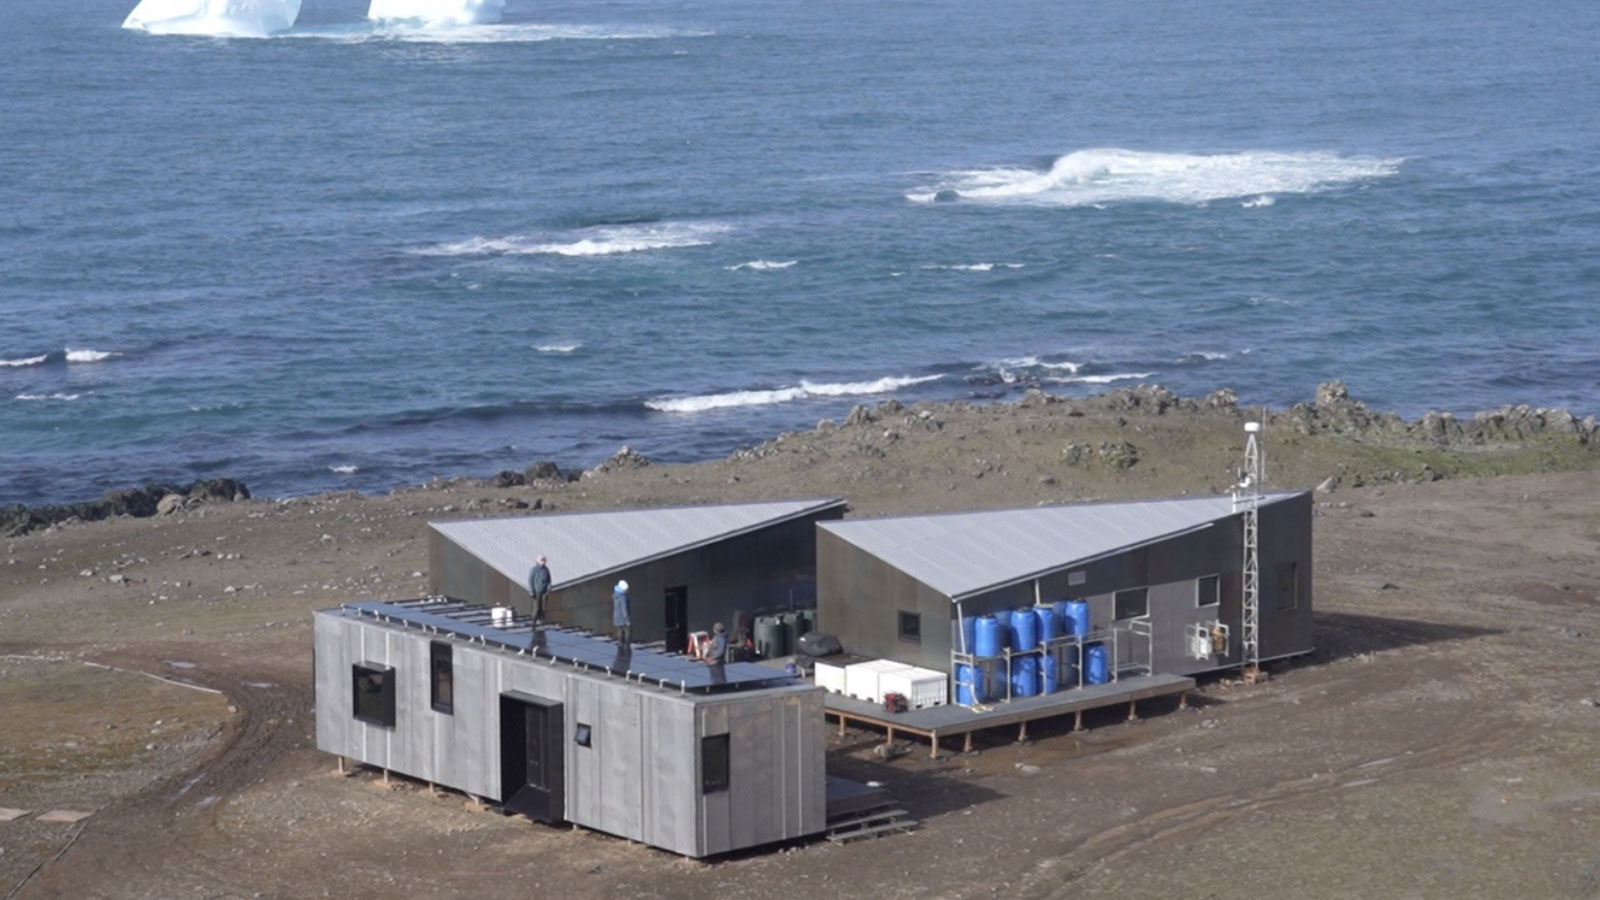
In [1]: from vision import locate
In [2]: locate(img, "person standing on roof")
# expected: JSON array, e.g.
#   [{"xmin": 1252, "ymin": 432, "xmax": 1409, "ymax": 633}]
[
  {"xmin": 527, "ymin": 554, "xmax": 551, "ymax": 626},
  {"xmin": 706, "ymin": 622, "xmax": 727, "ymax": 664},
  {"xmin": 613, "ymin": 580, "xmax": 631, "ymax": 645}
]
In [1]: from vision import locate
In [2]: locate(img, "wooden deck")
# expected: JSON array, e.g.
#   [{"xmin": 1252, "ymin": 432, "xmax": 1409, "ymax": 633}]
[{"xmin": 824, "ymin": 673, "xmax": 1195, "ymax": 757}]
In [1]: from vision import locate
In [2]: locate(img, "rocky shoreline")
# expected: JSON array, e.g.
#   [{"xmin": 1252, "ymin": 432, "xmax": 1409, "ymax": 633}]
[{"xmin": 5, "ymin": 381, "xmax": 1595, "ymax": 539}]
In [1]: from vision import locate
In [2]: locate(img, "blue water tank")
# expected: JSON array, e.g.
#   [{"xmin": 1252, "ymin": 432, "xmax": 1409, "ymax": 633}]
[
  {"xmin": 1063, "ymin": 600, "xmax": 1091, "ymax": 637},
  {"xmin": 955, "ymin": 663, "xmax": 986, "ymax": 705},
  {"xmin": 957, "ymin": 616, "xmax": 977, "ymax": 655},
  {"xmin": 1085, "ymin": 642, "xmax": 1109, "ymax": 685},
  {"xmin": 1040, "ymin": 652, "xmax": 1059, "ymax": 694},
  {"xmin": 973, "ymin": 615, "xmax": 1003, "ymax": 657},
  {"xmin": 1035, "ymin": 605, "xmax": 1059, "ymax": 647},
  {"xmin": 1009, "ymin": 608, "xmax": 1038, "ymax": 650},
  {"xmin": 1011, "ymin": 655, "xmax": 1039, "ymax": 698}
]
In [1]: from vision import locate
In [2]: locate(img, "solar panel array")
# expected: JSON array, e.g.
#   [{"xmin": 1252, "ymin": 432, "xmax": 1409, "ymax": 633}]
[{"xmin": 340, "ymin": 598, "xmax": 796, "ymax": 695}]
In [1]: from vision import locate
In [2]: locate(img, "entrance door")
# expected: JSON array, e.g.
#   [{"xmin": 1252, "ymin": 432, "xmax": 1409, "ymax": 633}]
[
  {"xmin": 499, "ymin": 693, "xmax": 564, "ymax": 823},
  {"xmin": 664, "ymin": 585, "xmax": 689, "ymax": 653}
]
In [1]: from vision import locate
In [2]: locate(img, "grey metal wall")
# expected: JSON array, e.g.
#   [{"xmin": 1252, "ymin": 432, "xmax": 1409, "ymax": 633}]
[
  {"xmin": 429, "ymin": 509, "xmax": 843, "ymax": 645},
  {"xmin": 313, "ymin": 610, "xmax": 826, "ymax": 857},
  {"xmin": 815, "ymin": 492, "xmax": 1314, "ymax": 677}
]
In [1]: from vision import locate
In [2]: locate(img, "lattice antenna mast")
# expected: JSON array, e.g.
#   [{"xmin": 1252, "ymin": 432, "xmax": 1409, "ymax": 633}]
[{"xmin": 1234, "ymin": 419, "xmax": 1264, "ymax": 673}]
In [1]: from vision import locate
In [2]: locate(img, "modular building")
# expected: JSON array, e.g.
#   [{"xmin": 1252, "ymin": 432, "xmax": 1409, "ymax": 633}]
[
  {"xmin": 314, "ymin": 598, "xmax": 827, "ymax": 857},
  {"xmin": 815, "ymin": 492, "xmax": 1313, "ymax": 696},
  {"xmin": 428, "ymin": 499, "xmax": 845, "ymax": 651}
]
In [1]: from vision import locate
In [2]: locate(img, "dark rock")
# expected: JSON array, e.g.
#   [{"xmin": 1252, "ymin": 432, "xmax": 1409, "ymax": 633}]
[
  {"xmin": 489, "ymin": 470, "xmax": 526, "ymax": 488},
  {"xmin": 583, "ymin": 446, "xmax": 651, "ymax": 479},
  {"xmin": 524, "ymin": 461, "xmax": 563, "ymax": 482},
  {"xmin": 157, "ymin": 493, "xmax": 187, "ymax": 516},
  {"xmin": 1017, "ymin": 388, "xmax": 1056, "ymax": 408},
  {"xmin": 185, "ymin": 478, "xmax": 250, "ymax": 503},
  {"xmin": 843, "ymin": 404, "xmax": 876, "ymax": 427},
  {"xmin": 1098, "ymin": 440, "xmax": 1141, "ymax": 470},
  {"xmin": 1062, "ymin": 443, "xmax": 1090, "ymax": 466},
  {"xmin": 1204, "ymin": 388, "xmax": 1238, "ymax": 410}
]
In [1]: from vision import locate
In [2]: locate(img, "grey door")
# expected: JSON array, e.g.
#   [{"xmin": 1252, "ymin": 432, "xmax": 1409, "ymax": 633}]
[{"xmin": 499, "ymin": 694, "xmax": 563, "ymax": 823}]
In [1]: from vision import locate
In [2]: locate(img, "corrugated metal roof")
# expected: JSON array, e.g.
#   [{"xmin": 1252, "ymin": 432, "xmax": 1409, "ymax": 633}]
[
  {"xmin": 818, "ymin": 493, "xmax": 1301, "ymax": 601},
  {"xmin": 431, "ymin": 498, "xmax": 845, "ymax": 591}
]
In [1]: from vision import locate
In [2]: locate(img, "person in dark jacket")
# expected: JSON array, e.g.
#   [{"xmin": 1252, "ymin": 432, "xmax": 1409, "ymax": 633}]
[
  {"xmin": 527, "ymin": 554, "xmax": 551, "ymax": 626},
  {"xmin": 612, "ymin": 580, "xmax": 631, "ymax": 645},
  {"xmin": 706, "ymin": 622, "xmax": 727, "ymax": 664}
]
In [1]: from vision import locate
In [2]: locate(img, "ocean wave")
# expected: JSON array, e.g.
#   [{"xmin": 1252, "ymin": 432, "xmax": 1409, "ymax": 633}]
[
  {"xmin": 534, "ymin": 343, "xmax": 582, "ymax": 354},
  {"xmin": 15, "ymin": 392, "xmax": 81, "ymax": 402},
  {"xmin": 329, "ymin": 465, "xmax": 360, "ymax": 474},
  {"xmin": 994, "ymin": 356, "xmax": 1083, "ymax": 382},
  {"xmin": 0, "ymin": 354, "xmax": 48, "ymax": 368},
  {"xmin": 920, "ymin": 263, "xmax": 1024, "ymax": 272},
  {"xmin": 647, "ymin": 374, "xmax": 942, "ymax": 413},
  {"xmin": 1048, "ymin": 372, "xmax": 1155, "ymax": 385},
  {"xmin": 725, "ymin": 260, "xmax": 798, "ymax": 271},
  {"xmin": 1176, "ymin": 351, "xmax": 1230, "ymax": 363},
  {"xmin": 1241, "ymin": 195, "xmax": 1276, "ymax": 208},
  {"xmin": 277, "ymin": 22, "xmax": 710, "ymax": 44},
  {"xmin": 906, "ymin": 148, "xmax": 1402, "ymax": 208},
  {"xmin": 414, "ymin": 222, "xmax": 728, "ymax": 258},
  {"xmin": 65, "ymin": 348, "xmax": 121, "ymax": 363}
]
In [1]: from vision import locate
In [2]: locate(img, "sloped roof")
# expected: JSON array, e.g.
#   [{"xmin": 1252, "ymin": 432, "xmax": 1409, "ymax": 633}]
[
  {"xmin": 818, "ymin": 493, "xmax": 1301, "ymax": 601},
  {"xmin": 431, "ymin": 498, "xmax": 845, "ymax": 591}
]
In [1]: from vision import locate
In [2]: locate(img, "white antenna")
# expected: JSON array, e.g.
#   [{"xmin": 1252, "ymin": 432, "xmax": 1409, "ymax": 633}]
[{"xmin": 1234, "ymin": 418, "xmax": 1264, "ymax": 676}]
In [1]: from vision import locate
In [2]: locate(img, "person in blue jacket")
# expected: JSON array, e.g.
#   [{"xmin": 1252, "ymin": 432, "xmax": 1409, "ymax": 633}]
[
  {"xmin": 527, "ymin": 554, "xmax": 551, "ymax": 626},
  {"xmin": 612, "ymin": 580, "xmax": 631, "ymax": 645}
]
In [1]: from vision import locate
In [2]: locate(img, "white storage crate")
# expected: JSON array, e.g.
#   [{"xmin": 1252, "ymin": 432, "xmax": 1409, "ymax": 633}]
[
  {"xmin": 845, "ymin": 659, "xmax": 912, "ymax": 702},
  {"xmin": 813, "ymin": 658, "xmax": 851, "ymax": 695},
  {"xmin": 878, "ymin": 666, "xmax": 949, "ymax": 709}
]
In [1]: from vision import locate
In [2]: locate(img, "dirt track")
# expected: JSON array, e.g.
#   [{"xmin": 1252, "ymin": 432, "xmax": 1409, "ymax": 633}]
[{"xmin": 3, "ymin": 398, "xmax": 1599, "ymax": 899}]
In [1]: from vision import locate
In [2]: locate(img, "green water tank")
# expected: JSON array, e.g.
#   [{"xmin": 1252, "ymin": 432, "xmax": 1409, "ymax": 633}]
[{"xmin": 754, "ymin": 616, "xmax": 789, "ymax": 658}]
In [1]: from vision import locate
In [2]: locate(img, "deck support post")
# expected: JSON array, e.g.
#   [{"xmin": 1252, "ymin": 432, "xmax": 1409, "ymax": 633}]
[
  {"xmin": 337, "ymin": 756, "xmax": 345, "ymax": 774},
  {"xmin": 930, "ymin": 731, "xmax": 939, "ymax": 760},
  {"xmin": 839, "ymin": 714, "xmax": 847, "ymax": 737},
  {"xmin": 1073, "ymin": 710, "xmax": 1084, "ymax": 733},
  {"xmin": 1017, "ymin": 720, "xmax": 1028, "ymax": 743},
  {"xmin": 1178, "ymin": 692, "xmax": 1188, "ymax": 710},
  {"xmin": 1127, "ymin": 700, "xmax": 1140, "ymax": 722},
  {"xmin": 963, "ymin": 732, "xmax": 974, "ymax": 754},
  {"xmin": 886, "ymin": 726, "xmax": 895, "ymax": 749}
]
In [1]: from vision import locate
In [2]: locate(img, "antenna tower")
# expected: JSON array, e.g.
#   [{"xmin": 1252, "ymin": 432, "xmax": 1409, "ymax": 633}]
[{"xmin": 1234, "ymin": 418, "xmax": 1264, "ymax": 676}]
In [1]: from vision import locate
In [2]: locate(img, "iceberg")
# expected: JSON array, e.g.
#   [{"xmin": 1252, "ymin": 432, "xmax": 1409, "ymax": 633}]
[
  {"xmin": 367, "ymin": 0, "xmax": 505, "ymax": 26},
  {"xmin": 123, "ymin": 0, "xmax": 302, "ymax": 36}
]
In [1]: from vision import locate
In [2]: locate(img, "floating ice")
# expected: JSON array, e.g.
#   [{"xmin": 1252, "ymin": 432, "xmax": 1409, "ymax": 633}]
[
  {"xmin": 123, "ymin": 0, "xmax": 302, "ymax": 36},
  {"xmin": 367, "ymin": 0, "xmax": 504, "ymax": 26},
  {"xmin": 907, "ymin": 149, "xmax": 1401, "ymax": 208}
]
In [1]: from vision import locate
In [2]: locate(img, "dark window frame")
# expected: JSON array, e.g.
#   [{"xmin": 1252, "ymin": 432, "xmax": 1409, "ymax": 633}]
[
  {"xmin": 1196, "ymin": 575, "xmax": 1221, "ymax": 608},
  {"xmin": 1275, "ymin": 563, "xmax": 1300, "ymax": 610},
  {"xmin": 574, "ymin": 722, "xmax": 592, "ymax": 748},
  {"xmin": 897, "ymin": 610, "xmax": 922, "ymax": 644},
  {"xmin": 1114, "ymin": 587, "xmax": 1149, "ymax": 621},
  {"xmin": 430, "ymin": 641, "xmax": 454, "ymax": 714},
  {"xmin": 352, "ymin": 663, "xmax": 395, "ymax": 728},
  {"xmin": 701, "ymin": 733, "xmax": 730, "ymax": 794}
]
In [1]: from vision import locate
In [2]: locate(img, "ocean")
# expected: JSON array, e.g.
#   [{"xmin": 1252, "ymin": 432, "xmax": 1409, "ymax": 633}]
[{"xmin": 3, "ymin": 0, "xmax": 1597, "ymax": 506}]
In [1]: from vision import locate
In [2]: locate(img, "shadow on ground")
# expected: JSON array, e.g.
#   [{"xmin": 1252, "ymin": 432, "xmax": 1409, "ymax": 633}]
[{"xmin": 1310, "ymin": 610, "xmax": 1501, "ymax": 660}]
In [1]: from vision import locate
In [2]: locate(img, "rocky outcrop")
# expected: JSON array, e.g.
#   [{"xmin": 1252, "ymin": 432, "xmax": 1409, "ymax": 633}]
[
  {"xmin": 524, "ymin": 461, "xmax": 565, "ymax": 483},
  {"xmin": 1, "ymin": 478, "xmax": 253, "ymax": 537},
  {"xmin": 583, "ymin": 446, "xmax": 652, "ymax": 479}
]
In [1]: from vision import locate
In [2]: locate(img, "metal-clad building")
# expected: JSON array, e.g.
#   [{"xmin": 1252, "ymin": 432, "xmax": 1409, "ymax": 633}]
[
  {"xmin": 429, "ymin": 499, "xmax": 846, "ymax": 648},
  {"xmin": 816, "ymin": 492, "xmax": 1313, "ymax": 679},
  {"xmin": 314, "ymin": 599, "xmax": 827, "ymax": 857}
]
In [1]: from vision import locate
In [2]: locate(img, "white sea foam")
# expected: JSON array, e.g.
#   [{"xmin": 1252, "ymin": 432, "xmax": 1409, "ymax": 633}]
[
  {"xmin": 123, "ymin": 0, "xmax": 301, "ymax": 36},
  {"xmin": 367, "ymin": 0, "xmax": 502, "ymax": 26},
  {"xmin": 1241, "ymin": 195, "xmax": 1276, "ymax": 208},
  {"xmin": 534, "ymin": 343, "xmax": 582, "ymax": 354},
  {"xmin": 921, "ymin": 263, "xmax": 1024, "ymax": 272},
  {"xmin": 65, "ymin": 348, "xmax": 121, "ymax": 363},
  {"xmin": 995, "ymin": 356, "xmax": 1083, "ymax": 381},
  {"xmin": 726, "ymin": 260, "xmax": 798, "ymax": 271},
  {"xmin": 279, "ymin": 22, "xmax": 706, "ymax": 44},
  {"xmin": 329, "ymin": 465, "xmax": 360, "ymax": 474},
  {"xmin": 1176, "ymin": 351, "xmax": 1230, "ymax": 363},
  {"xmin": 0, "ymin": 354, "xmax": 48, "ymax": 368},
  {"xmin": 415, "ymin": 223, "xmax": 728, "ymax": 258},
  {"xmin": 647, "ymin": 374, "xmax": 941, "ymax": 413},
  {"xmin": 15, "ymin": 392, "xmax": 81, "ymax": 402},
  {"xmin": 1048, "ymin": 372, "xmax": 1155, "ymax": 385},
  {"xmin": 907, "ymin": 149, "xmax": 1402, "ymax": 208}
]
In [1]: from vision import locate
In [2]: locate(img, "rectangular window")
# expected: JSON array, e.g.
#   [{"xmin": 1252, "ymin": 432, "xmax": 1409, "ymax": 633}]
[
  {"xmin": 897, "ymin": 610, "xmax": 921, "ymax": 644},
  {"xmin": 574, "ymin": 723, "xmax": 592, "ymax": 747},
  {"xmin": 1067, "ymin": 570, "xmax": 1087, "ymax": 586},
  {"xmin": 1114, "ymin": 587, "xmax": 1148, "ymax": 621},
  {"xmin": 1275, "ymin": 563, "xmax": 1299, "ymax": 610},
  {"xmin": 352, "ymin": 663, "xmax": 395, "ymax": 728},
  {"xmin": 430, "ymin": 641, "xmax": 454, "ymax": 714},
  {"xmin": 1197, "ymin": 575, "xmax": 1220, "ymax": 608},
  {"xmin": 701, "ymin": 733, "xmax": 730, "ymax": 794}
]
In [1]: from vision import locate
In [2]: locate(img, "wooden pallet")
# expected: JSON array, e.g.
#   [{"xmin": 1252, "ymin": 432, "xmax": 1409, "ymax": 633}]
[{"xmin": 825, "ymin": 807, "xmax": 918, "ymax": 843}]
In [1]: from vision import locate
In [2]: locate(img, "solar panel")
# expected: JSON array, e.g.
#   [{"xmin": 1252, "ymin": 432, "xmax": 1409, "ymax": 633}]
[{"xmin": 340, "ymin": 599, "xmax": 796, "ymax": 694}]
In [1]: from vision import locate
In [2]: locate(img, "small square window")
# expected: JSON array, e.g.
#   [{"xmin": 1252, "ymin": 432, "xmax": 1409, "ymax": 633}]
[
  {"xmin": 1197, "ymin": 575, "xmax": 1220, "ymax": 608},
  {"xmin": 1114, "ymin": 588, "xmax": 1148, "ymax": 621},
  {"xmin": 1067, "ymin": 570, "xmax": 1087, "ymax": 586},
  {"xmin": 574, "ymin": 723, "xmax": 592, "ymax": 747},
  {"xmin": 702, "ymin": 733, "xmax": 730, "ymax": 794},
  {"xmin": 352, "ymin": 663, "xmax": 395, "ymax": 728},
  {"xmin": 897, "ymin": 610, "xmax": 921, "ymax": 644}
]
